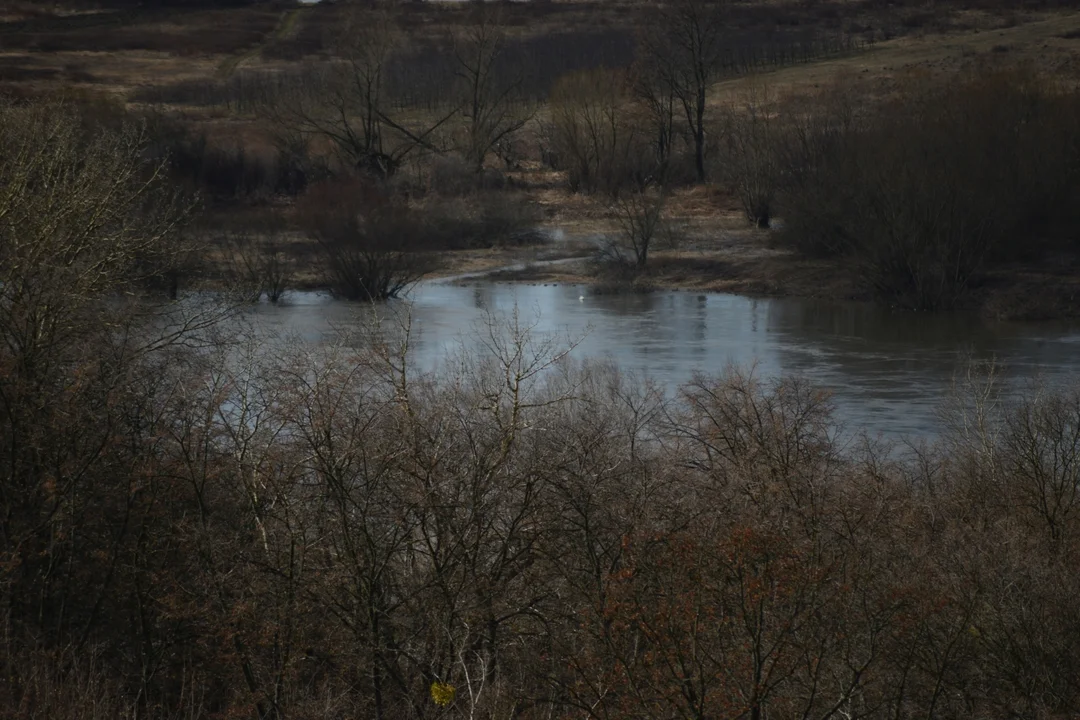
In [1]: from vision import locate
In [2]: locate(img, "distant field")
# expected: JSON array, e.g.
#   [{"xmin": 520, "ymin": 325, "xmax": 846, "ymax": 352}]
[{"xmin": 2, "ymin": 1, "xmax": 1078, "ymax": 104}]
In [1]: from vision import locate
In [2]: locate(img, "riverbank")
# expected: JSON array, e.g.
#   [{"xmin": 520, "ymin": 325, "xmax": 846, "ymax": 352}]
[
  {"xmin": 467, "ymin": 214, "xmax": 1080, "ymax": 323},
  {"xmin": 476, "ymin": 250, "xmax": 1080, "ymax": 322},
  {"xmin": 191, "ymin": 177, "xmax": 1080, "ymax": 322}
]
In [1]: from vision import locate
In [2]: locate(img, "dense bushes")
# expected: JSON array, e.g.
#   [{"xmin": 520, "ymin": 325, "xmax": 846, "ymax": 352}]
[
  {"xmin": 295, "ymin": 179, "xmax": 434, "ymax": 300},
  {"xmin": 774, "ymin": 70, "xmax": 1080, "ymax": 309},
  {"xmin": 295, "ymin": 178, "xmax": 543, "ymax": 299},
  {"xmin": 146, "ymin": 118, "xmax": 325, "ymax": 200}
]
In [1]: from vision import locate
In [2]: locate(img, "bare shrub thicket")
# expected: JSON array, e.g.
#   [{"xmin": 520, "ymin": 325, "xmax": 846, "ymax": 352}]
[
  {"xmin": 776, "ymin": 69, "xmax": 1080, "ymax": 310},
  {"xmin": 418, "ymin": 193, "xmax": 545, "ymax": 249},
  {"xmin": 545, "ymin": 68, "xmax": 656, "ymax": 195},
  {"xmin": 296, "ymin": 178, "xmax": 434, "ymax": 300},
  {"xmin": 222, "ymin": 216, "xmax": 295, "ymax": 303},
  {"xmin": 145, "ymin": 116, "xmax": 325, "ymax": 200},
  {"xmin": 6, "ymin": 229, "xmax": 1080, "ymax": 719},
  {"xmin": 295, "ymin": 172, "xmax": 542, "ymax": 301},
  {"xmin": 12, "ymin": 319, "xmax": 1080, "ymax": 720}
]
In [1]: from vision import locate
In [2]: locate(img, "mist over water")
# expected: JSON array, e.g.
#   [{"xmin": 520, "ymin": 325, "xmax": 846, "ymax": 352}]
[{"xmin": 241, "ymin": 281, "xmax": 1080, "ymax": 440}]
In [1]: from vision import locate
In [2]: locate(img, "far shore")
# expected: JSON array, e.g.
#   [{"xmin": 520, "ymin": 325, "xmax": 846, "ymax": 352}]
[
  {"xmin": 430, "ymin": 224, "xmax": 1080, "ymax": 323},
  {"xmin": 230, "ymin": 226, "xmax": 1080, "ymax": 324}
]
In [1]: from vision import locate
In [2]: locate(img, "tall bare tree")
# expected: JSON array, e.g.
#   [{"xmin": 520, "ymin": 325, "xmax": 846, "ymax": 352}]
[
  {"xmin": 453, "ymin": 7, "xmax": 531, "ymax": 172},
  {"xmin": 638, "ymin": 0, "xmax": 729, "ymax": 182},
  {"xmin": 270, "ymin": 7, "xmax": 457, "ymax": 179}
]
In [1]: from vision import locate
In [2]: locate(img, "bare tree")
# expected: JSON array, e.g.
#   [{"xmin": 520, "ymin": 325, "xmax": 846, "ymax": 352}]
[
  {"xmin": 638, "ymin": 0, "xmax": 729, "ymax": 183},
  {"xmin": 604, "ymin": 186, "xmax": 668, "ymax": 268},
  {"xmin": 0, "ymin": 102, "xmax": 191, "ymax": 363},
  {"xmin": 453, "ymin": 7, "xmax": 532, "ymax": 172},
  {"xmin": 632, "ymin": 52, "xmax": 678, "ymax": 177},
  {"xmin": 270, "ymin": 7, "xmax": 457, "ymax": 179}
]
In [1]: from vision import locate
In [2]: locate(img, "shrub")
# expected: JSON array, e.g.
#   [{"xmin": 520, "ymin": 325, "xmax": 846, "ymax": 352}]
[
  {"xmin": 296, "ymin": 178, "xmax": 435, "ymax": 301},
  {"xmin": 220, "ymin": 216, "xmax": 295, "ymax": 303},
  {"xmin": 719, "ymin": 83, "xmax": 788, "ymax": 229},
  {"xmin": 599, "ymin": 187, "xmax": 667, "ymax": 268},
  {"xmin": 145, "ymin": 118, "xmax": 322, "ymax": 201},
  {"xmin": 546, "ymin": 68, "xmax": 656, "ymax": 195},
  {"xmin": 776, "ymin": 70, "xmax": 1080, "ymax": 310},
  {"xmin": 418, "ymin": 193, "xmax": 545, "ymax": 250},
  {"xmin": 426, "ymin": 154, "xmax": 509, "ymax": 197}
]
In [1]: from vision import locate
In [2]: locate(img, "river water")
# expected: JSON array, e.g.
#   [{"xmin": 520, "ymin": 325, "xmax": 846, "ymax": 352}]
[{"xmin": 240, "ymin": 279, "xmax": 1080, "ymax": 440}]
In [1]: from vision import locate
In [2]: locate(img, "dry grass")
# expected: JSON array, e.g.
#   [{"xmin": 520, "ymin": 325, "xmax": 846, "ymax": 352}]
[
  {"xmin": 4, "ymin": 2, "xmax": 1074, "ymax": 105},
  {"xmin": 4, "ymin": 2, "xmax": 1076, "ymax": 123},
  {"xmin": 3, "ymin": 1, "xmax": 1079, "ymax": 317},
  {"xmin": 710, "ymin": 10, "xmax": 1080, "ymax": 106}
]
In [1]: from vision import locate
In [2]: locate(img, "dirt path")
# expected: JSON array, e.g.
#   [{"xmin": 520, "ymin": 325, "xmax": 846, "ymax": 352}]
[{"xmin": 216, "ymin": 6, "xmax": 302, "ymax": 78}]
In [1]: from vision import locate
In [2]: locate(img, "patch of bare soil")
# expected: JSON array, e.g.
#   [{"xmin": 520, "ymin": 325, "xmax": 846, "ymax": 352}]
[{"xmin": 975, "ymin": 257, "xmax": 1080, "ymax": 322}]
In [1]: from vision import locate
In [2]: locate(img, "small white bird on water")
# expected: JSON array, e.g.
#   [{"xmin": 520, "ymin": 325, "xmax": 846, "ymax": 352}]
[{"xmin": 579, "ymin": 295, "xmax": 585, "ymax": 302}]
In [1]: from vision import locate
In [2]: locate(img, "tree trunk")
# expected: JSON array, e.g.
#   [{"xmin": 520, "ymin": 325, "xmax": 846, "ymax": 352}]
[{"xmin": 694, "ymin": 86, "xmax": 707, "ymax": 182}]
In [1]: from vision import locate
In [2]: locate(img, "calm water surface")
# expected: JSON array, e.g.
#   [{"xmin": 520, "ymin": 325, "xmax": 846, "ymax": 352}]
[{"xmin": 243, "ymin": 281, "xmax": 1080, "ymax": 439}]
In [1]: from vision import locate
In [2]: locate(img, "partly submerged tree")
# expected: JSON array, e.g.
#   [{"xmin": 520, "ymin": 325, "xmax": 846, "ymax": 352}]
[{"xmin": 296, "ymin": 178, "xmax": 433, "ymax": 301}]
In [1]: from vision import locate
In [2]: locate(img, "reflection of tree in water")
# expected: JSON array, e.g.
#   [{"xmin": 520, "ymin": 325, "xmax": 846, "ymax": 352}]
[
  {"xmin": 691, "ymin": 294, "xmax": 708, "ymax": 345},
  {"xmin": 766, "ymin": 298, "xmax": 1000, "ymax": 350},
  {"xmin": 759, "ymin": 297, "xmax": 1080, "ymax": 433},
  {"xmin": 472, "ymin": 284, "xmax": 495, "ymax": 311},
  {"xmin": 583, "ymin": 291, "xmax": 718, "ymax": 365},
  {"xmin": 586, "ymin": 291, "xmax": 664, "ymax": 317}
]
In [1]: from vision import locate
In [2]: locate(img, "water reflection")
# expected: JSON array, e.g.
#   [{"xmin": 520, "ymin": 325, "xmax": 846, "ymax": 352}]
[{"xmin": 243, "ymin": 282, "xmax": 1080, "ymax": 439}]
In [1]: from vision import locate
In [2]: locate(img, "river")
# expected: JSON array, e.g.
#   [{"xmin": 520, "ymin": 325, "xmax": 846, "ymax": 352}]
[{"xmin": 239, "ymin": 278, "xmax": 1080, "ymax": 441}]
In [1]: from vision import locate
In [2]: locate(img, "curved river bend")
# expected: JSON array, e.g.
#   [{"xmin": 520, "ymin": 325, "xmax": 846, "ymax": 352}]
[{"xmin": 242, "ymin": 280, "xmax": 1080, "ymax": 440}]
